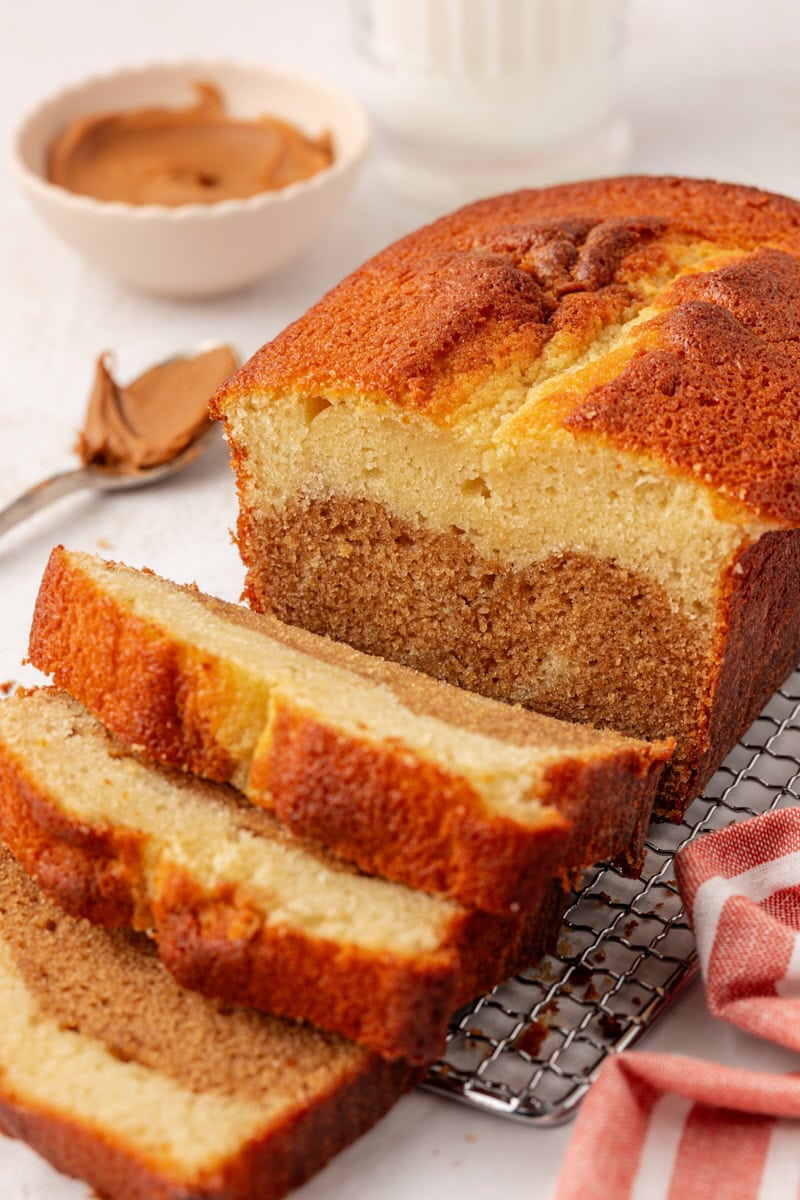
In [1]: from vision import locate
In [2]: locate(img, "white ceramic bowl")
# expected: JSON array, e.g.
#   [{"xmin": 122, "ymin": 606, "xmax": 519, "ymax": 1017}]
[{"xmin": 11, "ymin": 61, "xmax": 370, "ymax": 298}]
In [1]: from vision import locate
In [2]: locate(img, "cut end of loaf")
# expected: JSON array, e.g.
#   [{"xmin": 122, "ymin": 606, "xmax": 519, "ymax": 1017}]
[{"xmin": 211, "ymin": 177, "xmax": 800, "ymax": 822}]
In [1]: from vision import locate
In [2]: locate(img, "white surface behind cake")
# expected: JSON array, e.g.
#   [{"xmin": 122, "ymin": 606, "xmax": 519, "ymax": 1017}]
[{"xmin": 1, "ymin": 2, "xmax": 799, "ymax": 1198}]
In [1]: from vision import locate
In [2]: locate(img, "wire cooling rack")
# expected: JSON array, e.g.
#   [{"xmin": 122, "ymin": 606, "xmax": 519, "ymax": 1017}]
[{"xmin": 423, "ymin": 666, "xmax": 800, "ymax": 1125}]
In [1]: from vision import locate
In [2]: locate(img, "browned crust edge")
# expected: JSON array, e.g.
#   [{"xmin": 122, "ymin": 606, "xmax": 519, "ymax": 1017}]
[
  {"xmin": 26, "ymin": 545, "xmax": 657, "ymax": 913},
  {"xmin": 153, "ymin": 867, "xmax": 565, "ymax": 1062},
  {"xmin": 660, "ymin": 527, "xmax": 800, "ymax": 818},
  {"xmin": 254, "ymin": 695, "xmax": 665, "ymax": 908},
  {"xmin": 0, "ymin": 727, "xmax": 564, "ymax": 1063},
  {"xmin": 28, "ymin": 546, "xmax": 240, "ymax": 782},
  {"xmin": 253, "ymin": 694, "xmax": 567, "ymax": 910},
  {"xmin": 539, "ymin": 749, "xmax": 664, "ymax": 875},
  {"xmin": 0, "ymin": 1051, "xmax": 412, "ymax": 1200}
]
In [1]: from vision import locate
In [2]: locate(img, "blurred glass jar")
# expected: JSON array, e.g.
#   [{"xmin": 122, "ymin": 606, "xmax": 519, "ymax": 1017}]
[{"xmin": 352, "ymin": 0, "xmax": 631, "ymax": 210}]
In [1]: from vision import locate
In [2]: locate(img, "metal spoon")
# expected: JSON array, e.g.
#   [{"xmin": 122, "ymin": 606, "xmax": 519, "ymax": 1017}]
[
  {"xmin": 0, "ymin": 343, "xmax": 235, "ymax": 538},
  {"xmin": 0, "ymin": 440, "xmax": 215, "ymax": 537}
]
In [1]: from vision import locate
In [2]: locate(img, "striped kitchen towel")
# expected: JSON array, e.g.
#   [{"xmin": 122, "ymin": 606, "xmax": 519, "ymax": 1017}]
[
  {"xmin": 555, "ymin": 806, "xmax": 800, "ymax": 1200},
  {"xmin": 677, "ymin": 807, "xmax": 800, "ymax": 1049}
]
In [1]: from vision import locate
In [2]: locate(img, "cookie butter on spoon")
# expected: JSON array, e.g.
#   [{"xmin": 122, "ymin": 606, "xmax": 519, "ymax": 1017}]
[
  {"xmin": 78, "ymin": 343, "xmax": 238, "ymax": 470},
  {"xmin": 0, "ymin": 343, "xmax": 238, "ymax": 538},
  {"xmin": 47, "ymin": 82, "xmax": 334, "ymax": 206}
]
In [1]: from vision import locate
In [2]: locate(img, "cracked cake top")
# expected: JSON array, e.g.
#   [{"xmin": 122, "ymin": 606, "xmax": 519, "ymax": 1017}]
[{"xmin": 213, "ymin": 176, "xmax": 800, "ymax": 525}]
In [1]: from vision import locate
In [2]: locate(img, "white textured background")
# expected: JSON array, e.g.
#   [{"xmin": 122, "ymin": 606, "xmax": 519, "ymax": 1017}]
[{"xmin": 1, "ymin": 2, "xmax": 799, "ymax": 1196}]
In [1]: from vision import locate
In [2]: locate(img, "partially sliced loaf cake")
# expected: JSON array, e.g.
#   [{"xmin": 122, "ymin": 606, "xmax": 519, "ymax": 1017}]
[
  {"xmin": 0, "ymin": 687, "xmax": 566, "ymax": 1063},
  {"xmin": 0, "ymin": 844, "xmax": 411, "ymax": 1200},
  {"xmin": 210, "ymin": 176, "xmax": 800, "ymax": 820},
  {"xmin": 28, "ymin": 546, "xmax": 669, "ymax": 913}
]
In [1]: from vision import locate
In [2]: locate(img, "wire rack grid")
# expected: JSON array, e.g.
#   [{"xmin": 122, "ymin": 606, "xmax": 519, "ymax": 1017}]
[{"xmin": 423, "ymin": 666, "xmax": 800, "ymax": 1125}]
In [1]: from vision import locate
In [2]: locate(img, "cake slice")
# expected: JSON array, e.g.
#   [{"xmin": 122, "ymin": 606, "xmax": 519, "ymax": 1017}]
[
  {"xmin": 0, "ymin": 687, "xmax": 568, "ymax": 1063},
  {"xmin": 28, "ymin": 546, "xmax": 670, "ymax": 914},
  {"xmin": 0, "ymin": 844, "xmax": 412, "ymax": 1200},
  {"xmin": 210, "ymin": 176, "xmax": 800, "ymax": 820}
]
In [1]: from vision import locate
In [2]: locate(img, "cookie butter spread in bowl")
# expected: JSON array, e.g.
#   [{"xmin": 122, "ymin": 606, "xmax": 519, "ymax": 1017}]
[
  {"xmin": 47, "ymin": 82, "xmax": 334, "ymax": 206},
  {"xmin": 12, "ymin": 62, "xmax": 368, "ymax": 296}
]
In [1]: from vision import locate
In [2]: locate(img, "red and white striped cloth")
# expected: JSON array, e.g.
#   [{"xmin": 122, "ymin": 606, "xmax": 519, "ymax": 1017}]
[{"xmin": 556, "ymin": 806, "xmax": 800, "ymax": 1200}]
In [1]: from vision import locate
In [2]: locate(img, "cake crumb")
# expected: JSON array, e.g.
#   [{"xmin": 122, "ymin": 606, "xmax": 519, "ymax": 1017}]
[{"xmin": 514, "ymin": 1018, "xmax": 549, "ymax": 1059}]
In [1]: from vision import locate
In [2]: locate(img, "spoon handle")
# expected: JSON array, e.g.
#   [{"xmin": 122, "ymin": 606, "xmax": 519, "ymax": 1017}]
[{"xmin": 0, "ymin": 469, "xmax": 91, "ymax": 537}]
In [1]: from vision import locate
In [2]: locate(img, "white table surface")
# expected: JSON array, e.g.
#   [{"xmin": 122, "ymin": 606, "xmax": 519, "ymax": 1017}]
[{"xmin": 2, "ymin": 2, "xmax": 800, "ymax": 1196}]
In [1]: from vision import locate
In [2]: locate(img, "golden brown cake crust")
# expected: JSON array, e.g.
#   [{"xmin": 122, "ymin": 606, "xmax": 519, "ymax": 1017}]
[
  {"xmin": 155, "ymin": 867, "xmax": 567, "ymax": 1060},
  {"xmin": 256, "ymin": 693, "xmax": 662, "ymax": 889},
  {"xmin": 212, "ymin": 175, "xmax": 800, "ymax": 524},
  {"xmin": 684, "ymin": 527, "xmax": 800, "ymax": 817},
  {"xmin": 566, "ymin": 248, "xmax": 800, "ymax": 523},
  {"xmin": 29, "ymin": 549, "xmax": 238, "ymax": 782},
  {"xmin": 254, "ymin": 694, "xmax": 566, "ymax": 901}
]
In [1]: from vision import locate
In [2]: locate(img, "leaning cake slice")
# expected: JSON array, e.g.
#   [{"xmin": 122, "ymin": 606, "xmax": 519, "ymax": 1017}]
[
  {"xmin": 29, "ymin": 546, "xmax": 670, "ymax": 914},
  {"xmin": 0, "ymin": 688, "xmax": 566, "ymax": 1064}
]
